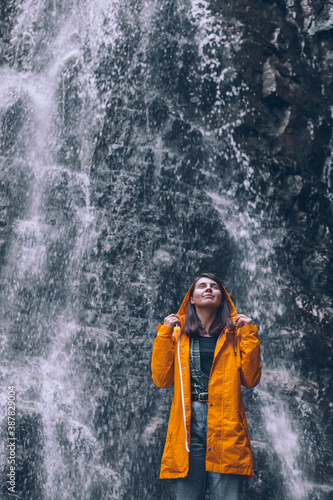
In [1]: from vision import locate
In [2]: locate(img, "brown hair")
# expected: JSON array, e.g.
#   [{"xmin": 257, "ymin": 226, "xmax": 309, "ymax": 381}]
[{"xmin": 184, "ymin": 273, "xmax": 234, "ymax": 337}]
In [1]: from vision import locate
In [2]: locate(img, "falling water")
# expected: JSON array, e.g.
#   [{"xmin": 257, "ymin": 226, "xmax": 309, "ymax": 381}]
[{"xmin": 0, "ymin": 0, "xmax": 120, "ymax": 498}]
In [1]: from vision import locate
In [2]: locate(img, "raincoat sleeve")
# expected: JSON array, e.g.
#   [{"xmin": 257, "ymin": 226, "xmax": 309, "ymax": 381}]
[
  {"xmin": 239, "ymin": 323, "xmax": 261, "ymax": 388},
  {"xmin": 151, "ymin": 323, "xmax": 175, "ymax": 389}
]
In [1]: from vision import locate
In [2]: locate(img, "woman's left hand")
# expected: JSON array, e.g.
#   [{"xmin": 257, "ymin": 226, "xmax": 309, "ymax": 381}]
[{"xmin": 234, "ymin": 314, "xmax": 252, "ymax": 328}]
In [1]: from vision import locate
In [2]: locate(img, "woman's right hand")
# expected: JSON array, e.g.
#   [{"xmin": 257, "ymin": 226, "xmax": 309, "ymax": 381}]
[{"xmin": 163, "ymin": 314, "xmax": 181, "ymax": 328}]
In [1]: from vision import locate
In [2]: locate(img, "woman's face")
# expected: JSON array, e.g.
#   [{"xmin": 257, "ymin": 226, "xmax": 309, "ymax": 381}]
[{"xmin": 190, "ymin": 277, "xmax": 222, "ymax": 310}]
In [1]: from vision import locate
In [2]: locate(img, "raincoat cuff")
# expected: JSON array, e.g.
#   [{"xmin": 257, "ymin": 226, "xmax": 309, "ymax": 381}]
[
  {"xmin": 239, "ymin": 323, "xmax": 258, "ymax": 335},
  {"xmin": 156, "ymin": 323, "xmax": 173, "ymax": 337}
]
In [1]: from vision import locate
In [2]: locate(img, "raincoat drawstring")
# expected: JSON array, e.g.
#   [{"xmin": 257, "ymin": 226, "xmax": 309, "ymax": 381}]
[{"xmin": 174, "ymin": 325, "xmax": 190, "ymax": 453}]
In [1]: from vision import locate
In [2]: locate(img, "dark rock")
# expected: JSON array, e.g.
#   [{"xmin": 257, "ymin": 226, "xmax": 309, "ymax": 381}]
[{"xmin": 148, "ymin": 98, "xmax": 169, "ymax": 129}]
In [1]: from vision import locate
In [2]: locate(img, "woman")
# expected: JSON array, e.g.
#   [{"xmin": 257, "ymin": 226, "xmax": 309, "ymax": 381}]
[{"xmin": 151, "ymin": 273, "xmax": 261, "ymax": 500}]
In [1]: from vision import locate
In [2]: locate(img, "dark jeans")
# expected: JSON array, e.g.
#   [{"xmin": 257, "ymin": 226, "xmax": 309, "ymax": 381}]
[{"xmin": 173, "ymin": 401, "xmax": 241, "ymax": 500}]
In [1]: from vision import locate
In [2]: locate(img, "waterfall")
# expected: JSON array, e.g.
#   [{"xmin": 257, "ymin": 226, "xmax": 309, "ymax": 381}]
[
  {"xmin": 0, "ymin": 0, "xmax": 332, "ymax": 498},
  {"xmin": 0, "ymin": 0, "xmax": 119, "ymax": 498}
]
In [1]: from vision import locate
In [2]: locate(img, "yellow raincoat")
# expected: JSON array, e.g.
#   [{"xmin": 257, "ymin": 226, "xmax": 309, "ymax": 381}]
[{"xmin": 151, "ymin": 283, "xmax": 261, "ymax": 479}]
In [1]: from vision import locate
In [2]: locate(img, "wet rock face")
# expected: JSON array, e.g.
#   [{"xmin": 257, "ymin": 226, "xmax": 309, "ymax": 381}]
[
  {"xmin": 0, "ymin": 0, "xmax": 332, "ymax": 499},
  {"xmin": 90, "ymin": 0, "xmax": 333, "ymax": 497}
]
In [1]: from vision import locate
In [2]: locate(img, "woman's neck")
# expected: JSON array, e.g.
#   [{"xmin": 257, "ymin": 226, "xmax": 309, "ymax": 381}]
[{"xmin": 196, "ymin": 308, "xmax": 217, "ymax": 336}]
